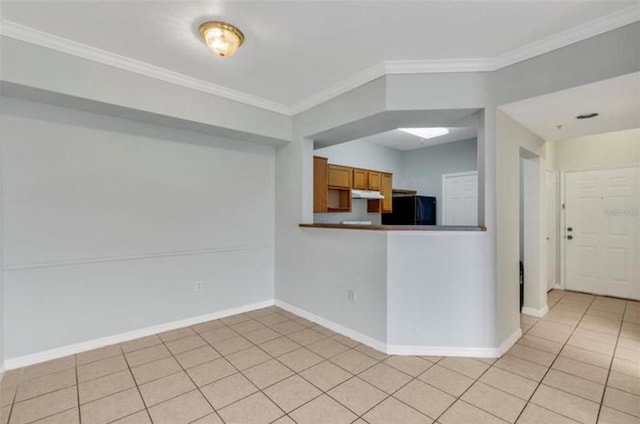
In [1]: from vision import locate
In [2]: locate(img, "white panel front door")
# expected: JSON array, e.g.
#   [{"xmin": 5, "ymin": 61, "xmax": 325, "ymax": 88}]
[
  {"xmin": 565, "ymin": 168, "xmax": 640, "ymax": 300},
  {"xmin": 546, "ymin": 170, "xmax": 558, "ymax": 289},
  {"xmin": 443, "ymin": 172, "xmax": 478, "ymax": 226}
]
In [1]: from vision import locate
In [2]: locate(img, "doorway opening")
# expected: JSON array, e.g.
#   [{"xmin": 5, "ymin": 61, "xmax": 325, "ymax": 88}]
[{"xmin": 519, "ymin": 148, "xmax": 548, "ymax": 317}]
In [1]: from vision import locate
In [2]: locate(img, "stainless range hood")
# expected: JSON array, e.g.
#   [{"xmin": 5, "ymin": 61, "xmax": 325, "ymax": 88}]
[{"xmin": 351, "ymin": 189, "xmax": 384, "ymax": 200}]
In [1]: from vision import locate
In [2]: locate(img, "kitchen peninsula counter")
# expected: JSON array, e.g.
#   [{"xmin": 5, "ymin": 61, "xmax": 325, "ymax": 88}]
[
  {"xmin": 299, "ymin": 223, "xmax": 486, "ymax": 231},
  {"xmin": 292, "ymin": 221, "xmax": 495, "ymax": 355}
]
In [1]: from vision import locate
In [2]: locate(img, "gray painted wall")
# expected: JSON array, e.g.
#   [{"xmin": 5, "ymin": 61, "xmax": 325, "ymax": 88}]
[
  {"xmin": 402, "ymin": 139, "xmax": 478, "ymax": 225},
  {"xmin": 314, "ymin": 140, "xmax": 404, "ymax": 176},
  {"xmin": 1, "ymin": 97, "xmax": 276, "ymax": 359}
]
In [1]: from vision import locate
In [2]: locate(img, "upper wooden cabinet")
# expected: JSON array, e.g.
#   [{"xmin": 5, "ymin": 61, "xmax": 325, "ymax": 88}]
[
  {"xmin": 381, "ymin": 173, "xmax": 393, "ymax": 213},
  {"xmin": 368, "ymin": 171, "xmax": 381, "ymax": 191},
  {"xmin": 353, "ymin": 169, "xmax": 368, "ymax": 190},
  {"xmin": 328, "ymin": 165, "xmax": 352, "ymax": 189},
  {"xmin": 353, "ymin": 169, "xmax": 382, "ymax": 191},
  {"xmin": 313, "ymin": 156, "xmax": 328, "ymax": 213},
  {"xmin": 367, "ymin": 172, "xmax": 393, "ymax": 213},
  {"xmin": 314, "ymin": 157, "xmax": 391, "ymax": 214}
]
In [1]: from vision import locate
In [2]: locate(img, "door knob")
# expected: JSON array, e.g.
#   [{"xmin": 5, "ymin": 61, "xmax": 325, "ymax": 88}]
[
  {"xmin": 567, "ymin": 235, "xmax": 573, "ymax": 240},
  {"xmin": 567, "ymin": 227, "xmax": 573, "ymax": 232}
]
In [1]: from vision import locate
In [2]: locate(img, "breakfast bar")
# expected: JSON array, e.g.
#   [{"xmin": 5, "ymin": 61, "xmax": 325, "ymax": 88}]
[{"xmin": 292, "ymin": 224, "xmax": 497, "ymax": 356}]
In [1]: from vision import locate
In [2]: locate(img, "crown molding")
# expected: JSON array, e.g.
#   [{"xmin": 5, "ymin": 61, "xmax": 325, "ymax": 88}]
[
  {"xmin": 385, "ymin": 58, "xmax": 497, "ymax": 74},
  {"xmin": 1, "ymin": 4, "xmax": 639, "ymax": 117},
  {"xmin": 0, "ymin": 21, "xmax": 292, "ymax": 115},
  {"xmin": 290, "ymin": 4, "xmax": 640, "ymax": 113},
  {"xmin": 288, "ymin": 62, "xmax": 387, "ymax": 115},
  {"xmin": 287, "ymin": 58, "xmax": 496, "ymax": 115},
  {"xmin": 493, "ymin": 3, "xmax": 640, "ymax": 69}
]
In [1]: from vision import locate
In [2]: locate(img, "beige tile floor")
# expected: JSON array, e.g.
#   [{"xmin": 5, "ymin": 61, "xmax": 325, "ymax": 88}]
[{"xmin": 1, "ymin": 290, "xmax": 639, "ymax": 424}]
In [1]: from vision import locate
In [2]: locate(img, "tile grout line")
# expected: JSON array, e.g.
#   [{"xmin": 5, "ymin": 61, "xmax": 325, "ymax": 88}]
[
  {"xmin": 74, "ymin": 355, "xmax": 81, "ymax": 424},
  {"xmin": 174, "ymin": 309, "xmax": 349, "ymax": 423},
  {"xmin": 431, "ymin": 358, "xmax": 507, "ymax": 423},
  {"xmin": 4, "ymin": 373, "xmax": 20, "ymax": 424},
  {"xmin": 428, "ymin": 293, "xmax": 572, "ymax": 423},
  {"xmin": 512, "ymin": 293, "xmax": 598, "ymax": 423},
  {"xmin": 594, "ymin": 299, "xmax": 627, "ymax": 423},
  {"xmin": 156, "ymin": 335, "xmax": 229, "ymax": 424},
  {"xmin": 204, "ymin": 315, "xmax": 417, "ymax": 423},
  {"xmin": 207, "ymin": 320, "xmax": 321, "ymax": 423},
  {"xmin": 350, "ymin": 356, "xmax": 446, "ymax": 422},
  {"xmin": 119, "ymin": 342, "xmax": 156, "ymax": 424},
  {"xmin": 228, "ymin": 311, "xmax": 391, "ymax": 422}
]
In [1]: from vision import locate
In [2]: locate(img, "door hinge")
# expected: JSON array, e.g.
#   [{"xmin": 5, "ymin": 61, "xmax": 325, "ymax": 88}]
[{"xmin": 562, "ymin": 203, "xmax": 565, "ymax": 209}]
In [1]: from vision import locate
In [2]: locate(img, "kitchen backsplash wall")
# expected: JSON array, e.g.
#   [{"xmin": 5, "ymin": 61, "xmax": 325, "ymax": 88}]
[{"xmin": 314, "ymin": 199, "xmax": 383, "ymax": 225}]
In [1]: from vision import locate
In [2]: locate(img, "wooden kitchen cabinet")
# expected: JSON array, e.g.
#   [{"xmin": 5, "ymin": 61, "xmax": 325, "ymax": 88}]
[
  {"xmin": 314, "ymin": 158, "xmax": 390, "ymax": 214},
  {"xmin": 368, "ymin": 171, "xmax": 381, "ymax": 191},
  {"xmin": 327, "ymin": 189, "xmax": 351, "ymax": 212},
  {"xmin": 313, "ymin": 156, "xmax": 328, "ymax": 212},
  {"xmin": 328, "ymin": 165, "xmax": 352, "ymax": 189},
  {"xmin": 353, "ymin": 169, "xmax": 368, "ymax": 190},
  {"xmin": 381, "ymin": 173, "xmax": 393, "ymax": 213},
  {"xmin": 367, "ymin": 172, "xmax": 393, "ymax": 213}
]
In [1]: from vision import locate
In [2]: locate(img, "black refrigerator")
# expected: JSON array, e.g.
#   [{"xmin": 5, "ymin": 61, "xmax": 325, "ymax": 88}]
[{"xmin": 382, "ymin": 195, "xmax": 437, "ymax": 225}]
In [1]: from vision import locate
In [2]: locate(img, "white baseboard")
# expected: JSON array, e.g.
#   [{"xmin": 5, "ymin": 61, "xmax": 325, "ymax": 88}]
[
  {"xmin": 497, "ymin": 328, "xmax": 523, "ymax": 357},
  {"xmin": 6, "ymin": 298, "xmax": 526, "ymax": 369},
  {"xmin": 388, "ymin": 327, "xmax": 522, "ymax": 358},
  {"xmin": 522, "ymin": 305, "xmax": 549, "ymax": 318},
  {"xmin": 275, "ymin": 300, "xmax": 510, "ymax": 358},
  {"xmin": 4, "ymin": 299, "xmax": 275, "ymax": 370},
  {"xmin": 274, "ymin": 300, "xmax": 387, "ymax": 353},
  {"xmin": 386, "ymin": 344, "xmax": 502, "ymax": 358}
]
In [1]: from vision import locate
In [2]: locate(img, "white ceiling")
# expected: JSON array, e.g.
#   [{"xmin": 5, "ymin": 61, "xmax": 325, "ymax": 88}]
[
  {"xmin": 359, "ymin": 127, "xmax": 477, "ymax": 151},
  {"xmin": 1, "ymin": 1, "xmax": 638, "ymax": 112},
  {"xmin": 500, "ymin": 72, "xmax": 640, "ymax": 141}
]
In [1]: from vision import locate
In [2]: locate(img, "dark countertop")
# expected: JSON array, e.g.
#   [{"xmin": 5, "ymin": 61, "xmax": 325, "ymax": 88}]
[{"xmin": 299, "ymin": 223, "xmax": 486, "ymax": 231}]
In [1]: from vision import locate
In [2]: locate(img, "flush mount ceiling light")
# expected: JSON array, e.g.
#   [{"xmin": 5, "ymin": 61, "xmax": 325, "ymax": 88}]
[
  {"xmin": 199, "ymin": 21, "xmax": 245, "ymax": 57},
  {"xmin": 398, "ymin": 127, "xmax": 450, "ymax": 139},
  {"xmin": 576, "ymin": 113, "xmax": 599, "ymax": 119}
]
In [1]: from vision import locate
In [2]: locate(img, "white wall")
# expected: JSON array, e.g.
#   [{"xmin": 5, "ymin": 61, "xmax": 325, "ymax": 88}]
[
  {"xmin": 402, "ymin": 139, "xmax": 478, "ymax": 224},
  {"xmin": 1, "ymin": 37, "xmax": 292, "ymax": 143},
  {"xmin": 1, "ymin": 97, "xmax": 276, "ymax": 359},
  {"xmin": 496, "ymin": 111, "xmax": 547, "ymax": 336},
  {"xmin": 314, "ymin": 140, "xmax": 404, "ymax": 176},
  {"xmin": 0, "ymin": 133, "xmax": 3, "ymax": 374},
  {"xmin": 277, "ymin": 228, "xmax": 389, "ymax": 343},
  {"xmin": 387, "ymin": 232, "xmax": 494, "ymax": 350},
  {"xmin": 551, "ymin": 128, "xmax": 640, "ymax": 171}
]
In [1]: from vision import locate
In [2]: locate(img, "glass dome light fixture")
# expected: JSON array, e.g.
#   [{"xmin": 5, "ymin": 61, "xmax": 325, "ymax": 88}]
[{"xmin": 199, "ymin": 21, "xmax": 245, "ymax": 57}]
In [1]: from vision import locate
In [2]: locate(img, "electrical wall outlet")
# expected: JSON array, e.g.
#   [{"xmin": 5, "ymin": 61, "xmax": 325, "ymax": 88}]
[
  {"xmin": 348, "ymin": 289, "xmax": 357, "ymax": 303},
  {"xmin": 195, "ymin": 281, "xmax": 204, "ymax": 292}
]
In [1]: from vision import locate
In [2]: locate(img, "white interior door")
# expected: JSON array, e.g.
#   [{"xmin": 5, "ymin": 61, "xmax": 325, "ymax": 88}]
[
  {"xmin": 545, "ymin": 170, "xmax": 558, "ymax": 289},
  {"xmin": 565, "ymin": 168, "xmax": 640, "ymax": 300},
  {"xmin": 443, "ymin": 172, "xmax": 478, "ymax": 226}
]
